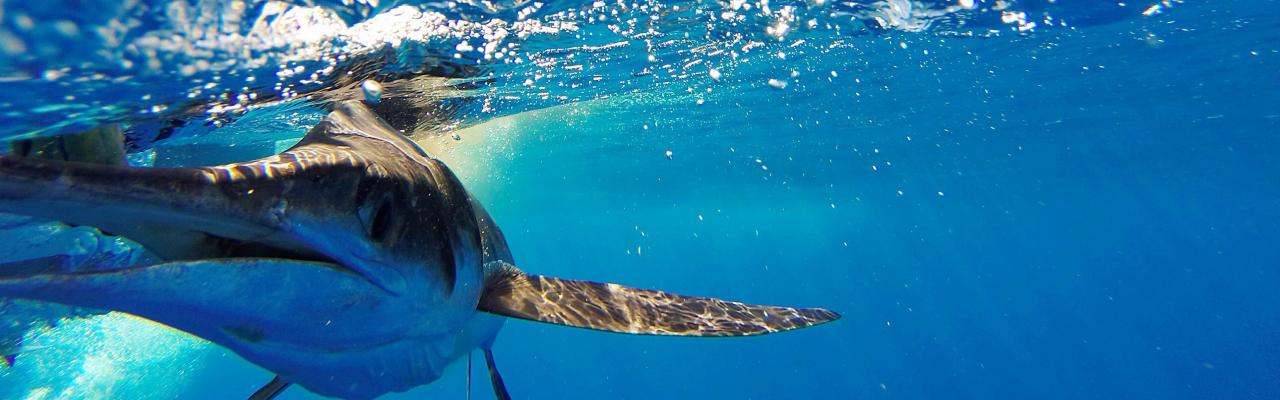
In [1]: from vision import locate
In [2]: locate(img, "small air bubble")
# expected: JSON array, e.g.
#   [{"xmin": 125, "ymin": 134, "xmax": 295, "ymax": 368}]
[{"xmin": 361, "ymin": 80, "xmax": 383, "ymax": 104}]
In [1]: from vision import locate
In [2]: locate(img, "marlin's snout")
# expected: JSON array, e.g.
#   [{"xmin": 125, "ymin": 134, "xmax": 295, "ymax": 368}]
[{"xmin": 0, "ymin": 156, "xmax": 285, "ymax": 260}]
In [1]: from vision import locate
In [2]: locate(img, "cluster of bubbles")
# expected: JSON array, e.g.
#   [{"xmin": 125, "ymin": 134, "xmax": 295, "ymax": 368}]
[{"xmin": 0, "ymin": 0, "xmax": 1173, "ymax": 140}]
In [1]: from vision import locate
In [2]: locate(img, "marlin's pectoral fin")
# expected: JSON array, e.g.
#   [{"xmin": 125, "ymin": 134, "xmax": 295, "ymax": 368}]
[{"xmin": 478, "ymin": 269, "xmax": 840, "ymax": 336}]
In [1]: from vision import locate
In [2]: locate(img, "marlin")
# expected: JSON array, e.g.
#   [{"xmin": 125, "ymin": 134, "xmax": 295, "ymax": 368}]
[{"xmin": 0, "ymin": 100, "xmax": 839, "ymax": 399}]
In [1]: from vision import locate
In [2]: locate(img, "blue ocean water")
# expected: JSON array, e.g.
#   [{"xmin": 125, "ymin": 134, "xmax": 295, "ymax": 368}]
[{"xmin": 1, "ymin": 0, "xmax": 1278, "ymax": 399}]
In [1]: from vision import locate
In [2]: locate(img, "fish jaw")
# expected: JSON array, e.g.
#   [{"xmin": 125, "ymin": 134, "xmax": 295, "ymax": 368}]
[{"xmin": 0, "ymin": 257, "xmax": 465, "ymax": 398}]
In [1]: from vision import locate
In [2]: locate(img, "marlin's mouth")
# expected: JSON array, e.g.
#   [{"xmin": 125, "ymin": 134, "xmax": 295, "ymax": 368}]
[
  {"xmin": 201, "ymin": 235, "xmax": 346, "ymax": 270},
  {"xmin": 0, "ymin": 155, "xmax": 350, "ymax": 278}
]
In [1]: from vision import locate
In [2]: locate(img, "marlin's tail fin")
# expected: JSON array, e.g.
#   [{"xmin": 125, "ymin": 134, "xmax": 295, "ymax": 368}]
[{"xmin": 477, "ymin": 267, "xmax": 839, "ymax": 337}]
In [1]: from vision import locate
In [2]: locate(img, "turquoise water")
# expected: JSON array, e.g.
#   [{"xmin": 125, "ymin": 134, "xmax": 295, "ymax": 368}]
[{"xmin": 2, "ymin": 0, "xmax": 1279, "ymax": 399}]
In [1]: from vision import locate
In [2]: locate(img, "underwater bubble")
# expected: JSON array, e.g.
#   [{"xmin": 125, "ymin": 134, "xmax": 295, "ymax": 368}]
[
  {"xmin": 361, "ymin": 80, "xmax": 383, "ymax": 104},
  {"xmin": 766, "ymin": 21, "xmax": 790, "ymax": 40}
]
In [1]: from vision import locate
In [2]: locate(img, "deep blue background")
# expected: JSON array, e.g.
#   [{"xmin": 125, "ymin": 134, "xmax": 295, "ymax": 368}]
[{"xmin": 444, "ymin": 5, "xmax": 1280, "ymax": 399}]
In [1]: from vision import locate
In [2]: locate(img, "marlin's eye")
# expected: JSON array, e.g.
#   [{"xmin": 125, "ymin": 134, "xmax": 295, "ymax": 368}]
[
  {"xmin": 369, "ymin": 198, "xmax": 397, "ymax": 242},
  {"xmin": 358, "ymin": 186, "xmax": 401, "ymax": 245}
]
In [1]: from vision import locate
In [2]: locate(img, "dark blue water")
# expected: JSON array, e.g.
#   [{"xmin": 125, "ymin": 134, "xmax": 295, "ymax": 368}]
[
  {"xmin": 463, "ymin": 8, "xmax": 1280, "ymax": 398},
  {"xmin": 2, "ymin": 0, "xmax": 1278, "ymax": 399}
]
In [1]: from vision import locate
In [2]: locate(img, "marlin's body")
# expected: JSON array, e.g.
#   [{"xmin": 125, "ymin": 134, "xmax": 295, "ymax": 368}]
[{"xmin": 0, "ymin": 101, "xmax": 838, "ymax": 399}]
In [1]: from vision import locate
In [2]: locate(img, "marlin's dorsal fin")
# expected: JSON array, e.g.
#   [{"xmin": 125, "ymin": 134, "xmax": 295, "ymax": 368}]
[
  {"xmin": 293, "ymin": 100, "xmax": 431, "ymax": 158},
  {"xmin": 478, "ymin": 266, "xmax": 840, "ymax": 336},
  {"xmin": 9, "ymin": 124, "xmax": 125, "ymax": 165}
]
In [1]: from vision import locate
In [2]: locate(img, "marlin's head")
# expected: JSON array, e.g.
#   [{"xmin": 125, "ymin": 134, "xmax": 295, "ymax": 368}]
[
  {"xmin": 187, "ymin": 100, "xmax": 489, "ymax": 301},
  {"xmin": 0, "ymin": 101, "xmax": 498, "ymax": 397}
]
